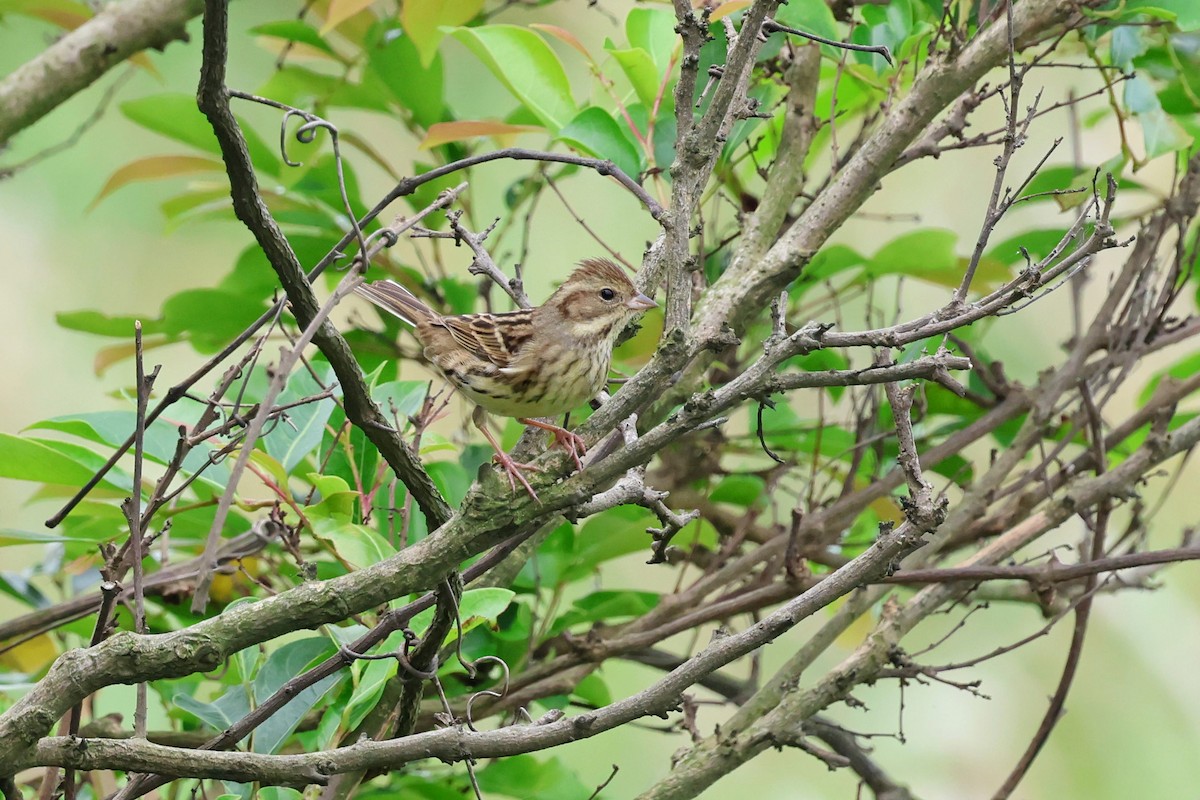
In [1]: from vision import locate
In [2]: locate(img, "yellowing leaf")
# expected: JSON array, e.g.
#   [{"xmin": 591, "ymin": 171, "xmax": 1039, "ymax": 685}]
[
  {"xmin": 419, "ymin": 120, "xmax": 543, "ymax": 149},
  {"xmin": 89, "ymin": 155, "xmax": 224, "ymax": 209},
  {"xmin": 869, "ymin": 496, "xmax": 904, "ymax": 525},
  {"xmin": 402, "ymin": 0, "xmax": 487, "ymax": 66},
  {"xmin": 92, "ymin": 334, "xmax": 171, "ymax": 375},
  {"xmin": 0, "ymin": 633, "xmax": 58, "ymax": 673},
  {"xmin": 6, "ymin": 0, "xmax": 92, "ymax": 30},
  {"xmin": 530, "ymin": 23, "xmax": 591, "ymax": 60},
  {"xmin": 710, "ymin": 1, "xmax": 751, "ymax": 22},
  {"xmin": 320, "ymin": 0, "xmax": 377, "ymax": 34}
]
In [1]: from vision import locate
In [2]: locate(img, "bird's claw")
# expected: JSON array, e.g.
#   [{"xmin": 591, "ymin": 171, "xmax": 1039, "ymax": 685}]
[
  {"xmin": 491, "ymin": 451, "xmax": 542, "ymax": 501},
  {"xmin": 520, "ymin": 418, "xmax": 588, "ymax": 473}
]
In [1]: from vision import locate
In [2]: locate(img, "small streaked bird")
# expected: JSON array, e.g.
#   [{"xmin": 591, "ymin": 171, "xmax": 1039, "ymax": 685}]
[{"xmin": 356, "ymin": 258, "xmax": 657, "ymax": 498}]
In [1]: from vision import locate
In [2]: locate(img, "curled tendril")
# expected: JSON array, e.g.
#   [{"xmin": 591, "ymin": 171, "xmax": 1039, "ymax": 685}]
[
  {"xmin": 362, "ymin": 226, "xmax": 399, "ymax": 250},
  {"xmin": 464, "ymin": 655, "xmax": 512, "ymax": 732},
  {"xmin": 279, "ymin": 109, "xmax": 332, "ymax": 167}
]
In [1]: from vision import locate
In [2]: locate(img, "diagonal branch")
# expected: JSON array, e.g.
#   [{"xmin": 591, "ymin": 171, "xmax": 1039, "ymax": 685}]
[{"xmin": 194, "ymin": 0, "xmax": 451, "ymax": 532}]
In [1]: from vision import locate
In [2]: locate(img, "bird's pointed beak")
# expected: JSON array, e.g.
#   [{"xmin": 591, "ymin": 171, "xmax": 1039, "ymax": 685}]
[{"xmin": 626, "ymin": 293, "xmax": 657, "ymax": 311}]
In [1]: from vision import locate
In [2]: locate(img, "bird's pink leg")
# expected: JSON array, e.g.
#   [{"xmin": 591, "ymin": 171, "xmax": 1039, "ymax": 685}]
[
  {"xmin": 473, "ymin": 407, "xmax": 541, "ymax": 501},
  {"xmin": 520, "ymin": 418, "xmax": 587, "ymax": 472}
]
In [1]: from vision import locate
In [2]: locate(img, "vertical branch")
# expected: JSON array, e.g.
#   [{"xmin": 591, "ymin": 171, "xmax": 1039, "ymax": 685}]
[
  {"xmin": 990, "ymin": 384, "xmax": 1111, "ymax": 799},
  {"xmin": 123, "ymin": 322, "xmax": 158, "ymax": 737}
]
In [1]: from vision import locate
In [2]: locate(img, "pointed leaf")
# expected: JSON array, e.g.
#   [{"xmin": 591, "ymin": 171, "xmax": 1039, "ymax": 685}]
[
  {"xmin": 420, "ymin": 120, "xmax": 543, "ymax": 149},
  {"xmin": 401, "ymin": 0, "xmax": 486, "ymax": 66},
  {"xmin": 557, "ymin": 107, "xmax": 642, "ymax": 179},
  {"xmin": 320, "ymin": 0, "xmax": 377, "ymax": 34},
  {"xmin": 530, "ymin": 23, "xmax": 591, "ymax": 61},
  {"xmin": 450, "ymin": 25, "xmax": 576, "ymax": 130},
  {"xmin": 89, "ymin": 155, "xmax": 224, "ymax": 208}
]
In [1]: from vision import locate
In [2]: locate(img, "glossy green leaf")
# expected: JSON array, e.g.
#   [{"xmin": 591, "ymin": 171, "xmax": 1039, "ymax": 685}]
[
  {"xmin": 341, "ymin": 628, "xmax": 405, "ymax": 731},
  {"xmin": 985, "ymin": 229, "xmax": 1071, "ymax": 266},
  {"xmin": 605, "ymin": 45, "xmax": 660, "ymax": 110},
  {"xmin": 626, "ymin": 7, "xmax": 677, "ymax": 70},
  {"xmin": 311, "ymin": 519, "xmax": 395, "ymax": 570},
  {"xmin": 28, "ymin": 410, "xmax": 228, "ymax": 488},
  {"xmin": 450, "ymin": 25, "xmax": 576, "ymax": 130},
  {"xmin": 572, "ymin": 672, "xmax": 611, "ymax": 707},
  {"xmin": 368, "ymin": 26, "xmax": 444, "ymax": 127},
  {"xmin": 0, "ymin": 434, "xmax": 105, "ymax": 485},
  {"xmin": 557, "ymin": 107, "xmax": 643, "ymax": 179},
  {"xmin": 774, "ymin": 0, "xmax": 842, "ymax": 57}
]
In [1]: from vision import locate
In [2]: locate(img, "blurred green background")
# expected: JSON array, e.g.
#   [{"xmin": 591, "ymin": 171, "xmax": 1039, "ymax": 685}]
[{"xmin": 2, "ymin": 2, "xmax": 1199, "ymax": 797}]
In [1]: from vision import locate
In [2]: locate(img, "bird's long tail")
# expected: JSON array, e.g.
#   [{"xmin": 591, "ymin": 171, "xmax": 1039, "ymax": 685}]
[{"xmin": 355, "ymin": 280, "xmax": 435, "ymax": 327}]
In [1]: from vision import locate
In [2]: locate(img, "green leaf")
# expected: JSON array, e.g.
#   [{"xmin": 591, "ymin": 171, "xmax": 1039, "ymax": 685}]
[
  {"xmin": 710, "ymin": 474, "xmax": 765, "ymax": 506},
  {"xmin": 478, "ymin": 755, "xmax": 591, "ymax": 800},
  {"xmin": 985, "ymin": 229, "xmax": 1071, "ymax": 266},
  {"xmin": 450, "ymin": 25, "xmax": 576, "ymax": 130},
  {"xmin": 55, "ymin": 310, "xmax": 165, "ymax": 338},
  {"xmin": 566, "ymin": 506, "xmax": 657, "ymax": 580},
  {"xmin": 557, "ymin": 107, "xmax": 643, "ymax": 179},
  {"xmin": 401, "ymin": 0, "xmax": 486, "ymax": 66},
  {"xmin": 341, "ymin": 627, "xmax": 405, "ymax": 731},
  {"xmin": 251, "ymin": 638, "xmax": 342, "ymax": 753},
  {"xmin": 774, "ymin": 0, "xmax": 842, "ymax": 58},
  {"xmin": 605, "ymin": 45, "xmax": 660, "ymax": 110},
  {"xmin": 0, "ymin": 434, "xmax": 106, "ymax": 485},
  {"xmin": 0, "ymin": 529, "xmax": 97, "ymax": 547},
  {"xmin": 1109, "ymin": 24, "xmax": 1146, "ymax": 68},
  {"xmin": 28, "ymin": 410, "xmax": 228, "ymax": 489},
  {"xmin": 869, "ymin": 229, "xmax": 957, "ymax": 277},
  {"xmin": 265, "ymin": 369, "xmax": 338, "ymax": 474},
  {"xmin": 408, "ymin": 588, "xmax": 516, "ymax": 644},
  {"xmin": 572, "ymin": 672, "xmax": 611, "ymax": 707},
  {"xmin": 121, "ymin": 94, "xmax": 281, "ymax": 176},
  {"xmin": 121, "ymin": 94, "xmax": 218, "ymax": 153},
  {"xmin": 626, "ymin": 7, "xmax": 677, "ymax": 70},
  {"xmin": 250, "ymin": 20, "xmax": 336, "ymax": 56},
  {"xmin": 1124, "ymin": 75, "xmax": 1194, "ymax": 159},
  {"xmin": 370, "ymin": 380, "xmax": 428, "ymax": 417},
  {"xmin": 368, "ymin": 25, "xmax": 444, "ymax": 128},
  {"xmin": 1140, "ymin": 351, "xmax": 1200, "ymax": 404},
  {"xmin": 160, "ymin": 288, "xmax": 268, "ymax": 345},
  {"xmin": 1121, "ymin": 0, "xmax": 1200, "ymax": 30},
  {"xmin": 548, "ymin": 590, "xmax": 659, "ymax": 636},
  {"xmin": 257, "ymin": 790, "xmax": 304, "ymax": 800},
  {"xmin": 801, "ymin": 244, "xmax": 865, "ymax": 283},
  {"xmin": 311, "ymin": 519, "xmax": 395, "ymax": 570}
]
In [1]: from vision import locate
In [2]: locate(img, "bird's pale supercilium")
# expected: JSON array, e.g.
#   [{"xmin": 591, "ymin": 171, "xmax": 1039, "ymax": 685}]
[{"xmin": 355, "ymin": 258, "xmax": 657, "ymax": 498}]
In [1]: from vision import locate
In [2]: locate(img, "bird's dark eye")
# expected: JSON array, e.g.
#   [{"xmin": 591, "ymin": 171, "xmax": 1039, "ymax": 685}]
[{"xmin": 599, "ymin": 287, "xmax": 616, "ymax": 301}]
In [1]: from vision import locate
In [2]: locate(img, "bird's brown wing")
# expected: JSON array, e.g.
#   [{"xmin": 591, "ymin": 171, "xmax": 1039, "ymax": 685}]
[{"xmin": 438, "ymin": 310, "xmax": 535, "ymax": 369}]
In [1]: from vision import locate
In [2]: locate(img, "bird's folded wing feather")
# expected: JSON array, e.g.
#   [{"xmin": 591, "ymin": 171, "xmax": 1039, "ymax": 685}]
[{"xmin": 440, "ymin": 311, "xmax": 535, "ymax": 370}]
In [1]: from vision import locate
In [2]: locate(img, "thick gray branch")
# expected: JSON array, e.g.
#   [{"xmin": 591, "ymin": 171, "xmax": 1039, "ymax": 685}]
[{"xmin": 0, "ymin": 0, "xmax": 202, "ymax": 146}]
